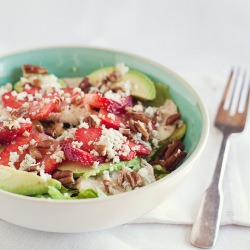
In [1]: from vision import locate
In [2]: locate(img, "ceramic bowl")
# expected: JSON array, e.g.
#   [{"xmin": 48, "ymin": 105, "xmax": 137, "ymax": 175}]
[{"xmin": 0, "ymin": 47, "xmax": 209, "ymax": 232}]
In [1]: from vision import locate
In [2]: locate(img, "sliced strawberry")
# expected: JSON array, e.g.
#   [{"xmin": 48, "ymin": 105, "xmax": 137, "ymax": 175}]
[
  {"xmin": 0, "ymin": 129, "xmax": 50, "ymax": 169},
  {"xmin": 129, "ymin": 140, "xmax": 151, "ymax": 157},
  {"xmin": 98, "ymin": 109, "xmax": 127, "ymax": 129},
  {"xmin": 0, "ymin": 122, "xmax": 32, "ymax": 144},
  {"xmin": 75, "ymin": 127, "xmax": 102, "ymax": 152},
  {"xmin": 61, "ymin": 140, "xmax": 105, "ymax": 166},
  {"xmin": 2, "ymin": 92, "xmax": 24, "ymax": 109},
  {"xmin": 0, "ymin": 135, "xmax": 30, "ymax": 168},
  {"xmin": 28, "ymin": 101, "xmax": 57, "ymax": 120},
  {"xmin": 39, "ymin": 141, "xmax": 61, "ymax": 174},
  {"xmin": 84, "ymin": 93, "xmax": 132, "ymax": 114}
]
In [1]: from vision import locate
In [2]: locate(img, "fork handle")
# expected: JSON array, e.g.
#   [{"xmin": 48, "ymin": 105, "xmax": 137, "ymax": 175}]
[{"xmin": 190, "ymin": 134, "xmax": 230, "ymax": 248}]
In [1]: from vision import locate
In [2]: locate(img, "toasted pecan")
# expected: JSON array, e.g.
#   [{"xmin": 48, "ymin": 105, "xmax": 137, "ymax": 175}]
[{"xmin": 165, "ymin": 113, "xmax": 181, "ymax": 125}]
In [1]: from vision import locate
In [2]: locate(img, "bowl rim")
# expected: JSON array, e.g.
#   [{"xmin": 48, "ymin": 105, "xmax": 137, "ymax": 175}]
[{"xmin": 0, "ymin": 45, "xmax": 210, "ymax": 204}]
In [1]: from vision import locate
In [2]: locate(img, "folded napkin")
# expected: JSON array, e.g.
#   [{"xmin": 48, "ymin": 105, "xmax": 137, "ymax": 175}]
[{"xmin": 133, "ymin": 71, "xmax": 250, "ymax": 226}]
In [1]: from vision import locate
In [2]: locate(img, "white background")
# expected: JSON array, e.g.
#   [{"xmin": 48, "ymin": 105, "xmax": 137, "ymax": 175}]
[{"xmin": 1, "ymin": 0, "xmax": 250, "ymax": 249}]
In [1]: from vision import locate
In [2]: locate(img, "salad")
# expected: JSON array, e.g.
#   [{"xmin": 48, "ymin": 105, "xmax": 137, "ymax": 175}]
[{"xmin": 0, "ymin": 63, "xmax": 187, "ymax": 199}]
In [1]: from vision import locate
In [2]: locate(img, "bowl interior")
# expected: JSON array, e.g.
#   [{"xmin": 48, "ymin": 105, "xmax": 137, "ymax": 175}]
[{"xmin": 0, "ymin": 47, "xmax": 203, "ymax": 161}]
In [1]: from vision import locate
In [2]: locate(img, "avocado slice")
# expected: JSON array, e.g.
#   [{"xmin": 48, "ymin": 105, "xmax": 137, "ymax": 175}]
[
  {"xmin": 87, "ymin": 67, "xmax": 156, "ymax": 100},
  {"xmin": 58, "ymin": 157, "xmax": 141, "ymax": 179},
  {"xmin": 169, "ymin": 123, "xmax": 187, "ymax": 142},
  {"xmin": 0, "ymin": 165, "xmax": 61, "ymax": 196},
  {"xmin": 14, "ymin": 76, "xmax": 66, "ymax": 92}
]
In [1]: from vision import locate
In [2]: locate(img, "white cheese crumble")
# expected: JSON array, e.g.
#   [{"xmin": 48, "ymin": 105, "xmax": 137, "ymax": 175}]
[
  {"xmin": 19, "ymin": 154, "xmax": 36, "ymax": 170},
  {"xmin": 8, "ymin": 152, "xmax": 20, "ymax": 168},
  {"xmin": 16, "ymin": 91, "xmax": 27, "ymax": 101},
  {"xmin": 27, "ymin": 94, "xmax": 34, "ymax": 102},
  {"xmin": 18, "ymin": 144, "xmax": 29, "ymax": 153},
  {"xmin": 104, "ymin": 90, "xmax": 121, "ymax": 102},
  {"xmin": 50, "ymin": 150, "xmax": 65, "ymax": 163},
  {"xmin": 40, "ymin": 169, "xmax": 52, "ymax": 182},
  {"xmin": 79, "ymin": 122, "xmax": 89, "ymax": 129},
  {"xmin": 72, "ymin": 141, "xmax": 83, "ymax": 148},
  {"xmin": 6, "ymin": 106, "xmax": 13, "ymax": 112},
  {"xmin": 93, "ymin": 161, "xmax": 99, "ymax": 168},
  {"xmin": 40, "ymin": 74, "xmax": 61, "ymax": 94},
  {"xmin": 30, "ymin": 139, "xmax": 36, "ymax": 145},
  {"xmin": 116, "ymin": 63, "xmax": 129, "ymax": 76},
  {"xmin": 24, "ymin": 84, "xmax": 31, "ymax": 90},
  {"xmin": 107, "ymin": 113, "xmax": 115, "ymax": 120},
  {"xmin": 145, "ymin": 106, "xmax": 156, "ymax": 118},
  {"xmin": 73, "ymin": 87, "xmax": 82, "ymax": 94},
  {"xmin": 22, "ymin": 131, "xmax": 30, "ymax": 136}
]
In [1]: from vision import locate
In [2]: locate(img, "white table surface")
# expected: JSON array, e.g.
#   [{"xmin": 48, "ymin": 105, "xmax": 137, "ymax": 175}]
[{"xmin": 1, "ymin": 1, "xmax": 250, "ymax": 249}]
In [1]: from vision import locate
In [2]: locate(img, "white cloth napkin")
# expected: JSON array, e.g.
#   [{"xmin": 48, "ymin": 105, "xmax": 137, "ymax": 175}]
[{"xmin": 132, "ymin": 71, "xmax": 250, "ymax": 226}]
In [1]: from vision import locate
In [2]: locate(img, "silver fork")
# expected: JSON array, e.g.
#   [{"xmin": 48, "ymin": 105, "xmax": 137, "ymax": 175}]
[{"xmin": 190, "ymin": 67, "xmax": 250, "ymax": 248}]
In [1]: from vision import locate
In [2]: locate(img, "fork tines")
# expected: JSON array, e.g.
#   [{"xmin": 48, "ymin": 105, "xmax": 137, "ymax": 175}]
[
  {"xmin": 222, "ymin": 67, "xmax": 250, "ymax": 115},
  {"xmin": 215, "ymin": 67, "xmax": 250, "ymax": 132}
]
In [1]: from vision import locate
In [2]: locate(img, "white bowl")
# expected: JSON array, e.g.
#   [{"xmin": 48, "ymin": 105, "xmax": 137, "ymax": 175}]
[{"xmin": 0, "ymin": 47, "xmax": 209, "ymax": 232}]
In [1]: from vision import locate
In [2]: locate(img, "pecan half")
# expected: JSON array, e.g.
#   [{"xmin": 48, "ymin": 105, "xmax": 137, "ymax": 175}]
[
  {"xmin": 40, "ymin": 121, "xmax": 64, "ymax": 137},
  {"xmin": 134, "ymin": 120, "xmax": 149, "ymax": 141},
  {"xmin": 117, "ymin": 170, "xmax": 142, "ymax": 189},
  {"xmin": 28, "ymin": 145, "xmax": 42, "ymax": 160},
  {"xmin": 94, "ymin": 144, "xmax": 107, "ymax": 156},
  {"xmin": 119, "ymin": 128, "xmax": 131, "ymax": 136},
  {"xmin": 128, "ymin": 111, "xmax": 151, "ymax": 141},
  {"xmin": 24, "ymin": 166, "xmax": 40, "ymax": 173},
  {"xmin": 165, "ymin": 113, "xmax": 181, "ymax": 125},
  {"xmin": 125, "ymin": 171, "xmax": 143, "ymax": 189},
  {"xmin": 37, "ymin": 140, "xmax": 54, "ymax": 149},
  {"xmin": 11, "ymin": 108, "xmax": 28, "ymax": 118},
  {"xmin": 150, "ymin": 140, "xmax": 187, "ymax": 172},
  {"xmin": 164, "ymin": 140, "xmax": 184, "ymax": 159},
  {"xmin": 52, "ymin": 170, "xmax": 75, "ymax": 185},
  {"xmin": 34, "ymin": 123, "xmax": 44, "ymax": 133},
  {"xmin": 128, "ymin": 111, "xmax": 150, "ymax": 124},
  {"xmin": 103, "ymin": 180, "xmax": 121, "ymax": 195},
  {"xmin": 162, "ymin": 150, "xmax": 187, "ymax": 172},
  {"xmin": 22, "ymin": 64, "xmax": 48, "ymax": 77},
  {"xmin": 83, "ymin": 115, "xmax": 99, "ymax": 127},
  {"xmin": 79, "ymin": 77, "xmax": 91, "ymax": 92}
]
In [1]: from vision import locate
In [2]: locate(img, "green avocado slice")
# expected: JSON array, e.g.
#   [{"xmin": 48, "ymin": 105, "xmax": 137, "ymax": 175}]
[
  {"xmin": 58, "ymin": 157, "xmax": 141, "ymax": 179},
  {"xmin": 87, "ymin": 67, "xmax": 156, "ymax": 100},
  {"xmin": 0, "ymin": 166, "xmax": 61, "ymax": 196}
]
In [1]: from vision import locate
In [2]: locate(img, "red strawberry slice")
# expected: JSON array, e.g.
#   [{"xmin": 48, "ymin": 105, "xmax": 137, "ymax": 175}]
[
  {"xmin": 0, "ymin": 135, "xmax": 30, "ymax": 168},
  {"xmin": 61, "ymin": 140, "xmax": 105, "ymax": 166},
  {"xmin": 128, "ymin": 140, "xmax": 151, "ymax": 157},
  {"xmin": 84, "ymin": 93, "xmax": 132, "ymax": 114},
  {"xmin": 75, "ymin": 127, "xmax": 102, "ymax": 152},
  {"xmin": 119, "ymin": 149, "xmax": 136, "ymax": 161},
  {"xmin": 2, "ymin": 90, "xmax": 60, "ymax": 121},
  {"xmin": 98, "ymin": 109, "xmax": 127, "ymax": 130},
  {"xmin": 38, "ymin": 141, "xmax": 61, "ymax": 174},
  {"xmin": 2, "ymin": 92, "xmax": 24, "ymax": 109},
  {"xmin": 0, "ymin": 122, "xmax": 33, "ymax": 144},
  {"xmin": 28, "ymin": 101, "xmax": 57, "ymax": 120},
  {"xmin": 0, "ymin": 129, "xmax": 47, "ymax": 168}
]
